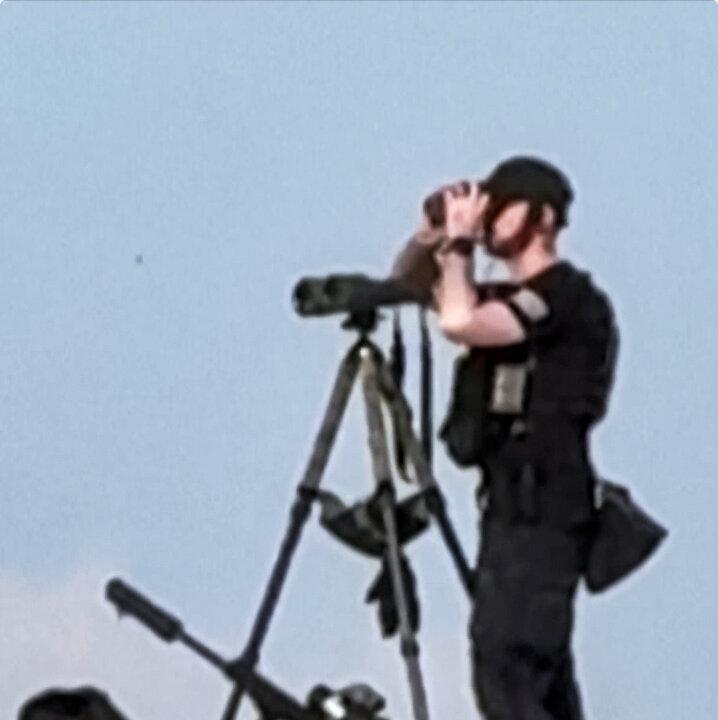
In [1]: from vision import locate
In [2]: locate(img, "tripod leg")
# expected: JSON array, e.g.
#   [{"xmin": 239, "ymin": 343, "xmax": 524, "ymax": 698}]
[
  {"xmin": 375, "ymin": 350, "xmax": 474, "ymax": 596},
  {"xmin": 361, "ymin": 348, "xmax": 431, "ymax": 720},
  {"xmin": 221, "ymin": 345, "xmax": 363, "ymax": 720}
]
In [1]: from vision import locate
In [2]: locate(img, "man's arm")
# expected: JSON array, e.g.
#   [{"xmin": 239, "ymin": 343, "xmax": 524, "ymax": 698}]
[
  {"xmin": 389, "ymin": 228, "xmax": 445, "ymax": 303},
  {"xmin": 422, "ymin": 180, "xmax": 526, "ymax": 347},
  {"xmin": 433, "ymin": 251, "xmax": 526, "ymax": 347}
]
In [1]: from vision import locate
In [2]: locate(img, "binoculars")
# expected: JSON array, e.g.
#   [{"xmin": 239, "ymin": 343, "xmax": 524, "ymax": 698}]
[{"xmin": 422, "ymin": 180, "xmax": 483, "ymax": 228}]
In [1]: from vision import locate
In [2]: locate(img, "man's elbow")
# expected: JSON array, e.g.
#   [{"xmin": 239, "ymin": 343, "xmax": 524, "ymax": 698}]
[
  {"xmin": 437, "ymin": 307, "xmax": 526, "ymax": 347},
  {"xmin": 438, "ymin": 311, "xmax": 473, "ymax": 343}
]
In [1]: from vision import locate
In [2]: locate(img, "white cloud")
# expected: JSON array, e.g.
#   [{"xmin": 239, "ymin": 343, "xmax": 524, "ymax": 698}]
[{"xmin": 0, "ymin": 567, "xmax": 228, "ymax": 719}]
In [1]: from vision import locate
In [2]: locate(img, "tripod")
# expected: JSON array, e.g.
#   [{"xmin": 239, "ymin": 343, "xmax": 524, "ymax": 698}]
[
  {"xmin": 220, "ymin": 308, "xmax": 472, "ymax": 720},
  {"xmin": 106, "ymin": 308, "xmax": 473, "ymax": 720}
]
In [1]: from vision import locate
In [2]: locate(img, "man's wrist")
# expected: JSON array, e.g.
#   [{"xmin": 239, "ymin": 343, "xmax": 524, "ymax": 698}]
[{"xmin": 438, "ymin": 236, "xmax": 475, "ymax": 257}]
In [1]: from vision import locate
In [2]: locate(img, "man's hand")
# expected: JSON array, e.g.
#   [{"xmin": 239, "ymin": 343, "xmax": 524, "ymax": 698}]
[
  {"xmin": 441, "ymin": 181, "xmax": 490, "ymax": 240},
  {"xmin": 433, "ymin": 182, "xmax": 487, "ymax": 271},
  {"xmin": 390, "ymin": 179, "xmax": 488, "ymax": 304}
]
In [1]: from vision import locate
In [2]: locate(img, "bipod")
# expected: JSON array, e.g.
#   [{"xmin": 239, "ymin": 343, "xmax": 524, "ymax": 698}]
[{"xmin": 219, "ymin": 308, "xmax": 472, "ymax": 720}]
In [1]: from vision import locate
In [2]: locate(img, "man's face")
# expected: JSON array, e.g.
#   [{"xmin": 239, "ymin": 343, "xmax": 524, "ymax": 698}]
[{"xmin": 485, "ymin": 198, "xmax": 532, "ymax": 245}]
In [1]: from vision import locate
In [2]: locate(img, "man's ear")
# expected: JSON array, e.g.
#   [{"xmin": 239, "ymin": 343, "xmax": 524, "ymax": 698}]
[
  {"xmin": 538, "ymin": 204, "xmax": 559, "ymax": 253},
  {"xmin": 540, "ymin": 203, "xmax": 557, "ymax": 231}
]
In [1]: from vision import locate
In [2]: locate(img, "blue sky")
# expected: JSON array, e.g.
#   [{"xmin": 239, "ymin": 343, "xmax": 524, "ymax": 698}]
[{"xmin": 1, "ymin": 2, "xmax": 717, "ymax": 718}]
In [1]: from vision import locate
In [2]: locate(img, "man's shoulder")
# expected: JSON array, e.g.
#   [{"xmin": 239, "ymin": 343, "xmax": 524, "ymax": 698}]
[
  {"xmin": 522, "ymin": 260, "xmax": 617, "ymax": 340},
  {"xmin": 546, "ymin": 260, "xmax": 614, "ymax": 311},
  {"xmin": 557, "ymin": 263, "xmax": 619, "ymax": 349}
]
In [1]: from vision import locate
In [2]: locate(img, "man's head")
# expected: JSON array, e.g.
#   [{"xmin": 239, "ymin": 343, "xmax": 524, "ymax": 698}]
[{"xmin": 479, "ymin": 156, "xmax": 573, "ymax": 259}]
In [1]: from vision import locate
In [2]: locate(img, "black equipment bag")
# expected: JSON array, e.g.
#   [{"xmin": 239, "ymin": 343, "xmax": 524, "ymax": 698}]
[
  {"xmin": 316, "ymin": 489, "xmax": 429, "ymax": 557},
  {"xmin": 584, "ymin": 480, "xmax": 668, "ymax": 593},
  {"xmin": 438, "ymin": 351, "xmax": 490, "ymax": 467},
  {"xmin": 315, "ymin": 489, "xmax": 424, "ymax": 638},
  {"xmin": 18, "ymin": 687, "xmax": 129, "ymax": 720}
]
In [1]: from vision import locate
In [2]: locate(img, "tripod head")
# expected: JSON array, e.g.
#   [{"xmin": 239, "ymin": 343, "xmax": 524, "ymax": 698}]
[{"xmin": 341, "ymin": 308, "xmax": 382, "ymax": 335}]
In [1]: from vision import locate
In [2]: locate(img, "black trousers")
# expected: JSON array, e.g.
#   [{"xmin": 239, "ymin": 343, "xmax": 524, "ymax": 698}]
[{"xmin": 469, "ymin": 519, "xmax": 589, "ymax": 720}]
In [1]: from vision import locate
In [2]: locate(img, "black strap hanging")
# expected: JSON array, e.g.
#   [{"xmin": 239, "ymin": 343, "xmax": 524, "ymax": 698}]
[
  {"xmin": 389, "ymin": 310, "xmax": 409, "ymax": 479},
  {"xmin": 419, "ymin": 308, "xmax": 432, "ymax": 469}
]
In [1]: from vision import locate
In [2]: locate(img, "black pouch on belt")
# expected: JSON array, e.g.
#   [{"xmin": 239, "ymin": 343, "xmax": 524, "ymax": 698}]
[{"xmin": 584, "ymin": 479, "xmax": 668, "ymax": 593}]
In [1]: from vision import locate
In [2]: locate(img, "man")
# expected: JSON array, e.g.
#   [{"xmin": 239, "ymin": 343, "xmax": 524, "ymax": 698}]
[{"xmin": 394, "ymin": 157, "xmax": 618, "ymax": 720}]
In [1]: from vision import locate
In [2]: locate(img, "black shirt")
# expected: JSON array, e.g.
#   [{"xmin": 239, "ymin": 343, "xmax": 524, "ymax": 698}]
[{"xmin": 474, "ymin": 260, "xmax": 618, "ymax": 528}]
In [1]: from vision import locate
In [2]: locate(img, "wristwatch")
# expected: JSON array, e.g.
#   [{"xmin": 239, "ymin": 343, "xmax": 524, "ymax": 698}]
[{"xmin": 438, "ymin": 236, "xmax": 475, "ymax": 257}]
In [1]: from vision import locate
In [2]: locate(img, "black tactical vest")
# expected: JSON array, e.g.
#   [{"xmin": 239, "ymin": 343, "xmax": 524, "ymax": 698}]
[{"xmin": 440, "ymin": 262, "xmax": 618, "ymax": 469}]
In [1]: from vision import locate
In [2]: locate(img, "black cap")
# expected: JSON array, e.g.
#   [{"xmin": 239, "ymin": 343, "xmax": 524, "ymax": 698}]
[{"xmin": 481, "ymin": 156, "xmax": 574, "ymax": 228}]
